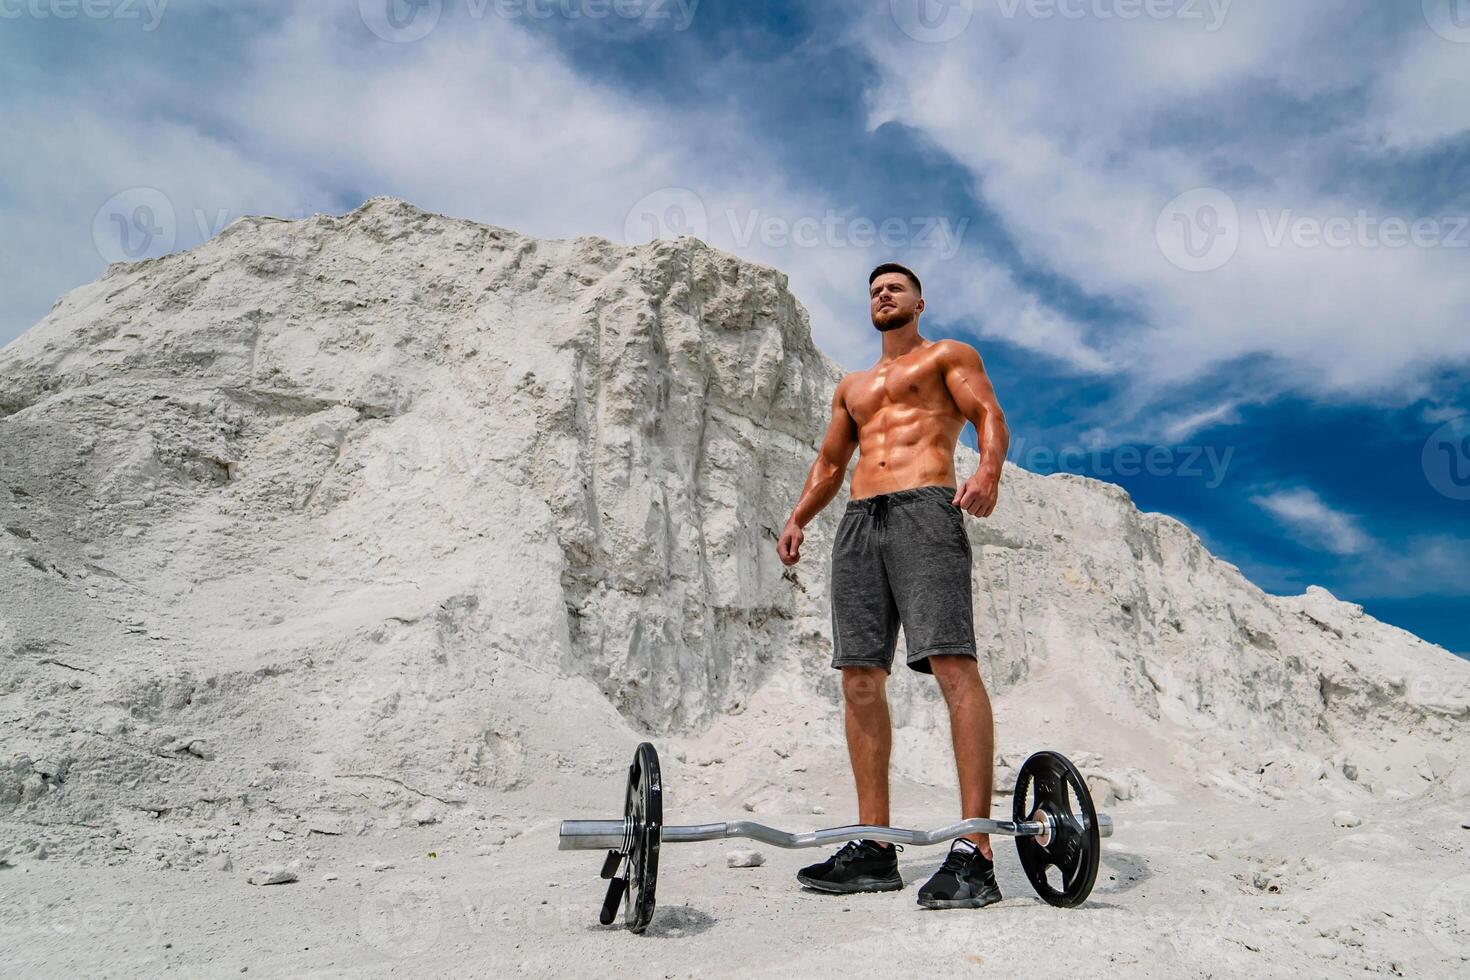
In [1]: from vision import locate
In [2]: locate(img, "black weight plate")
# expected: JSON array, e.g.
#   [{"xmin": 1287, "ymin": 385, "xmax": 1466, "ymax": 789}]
[
  {"xmin": 1013, "ymin": 751, "xmax": 1101, "ymax": 908},
  {"xmin": 623, "ymin": 742, "xmax": 662, "ymax": 933}
]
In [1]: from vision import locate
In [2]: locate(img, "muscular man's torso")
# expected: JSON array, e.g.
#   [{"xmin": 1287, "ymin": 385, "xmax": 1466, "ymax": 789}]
[{"xmin": 842, "ymin": 340, "xmax": 966, "ymax": 500}]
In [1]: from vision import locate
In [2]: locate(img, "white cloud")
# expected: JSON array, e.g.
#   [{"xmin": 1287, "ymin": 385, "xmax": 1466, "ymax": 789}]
[
  {"xmin": 0, "ymin": 2, "xmax": 1047, "ymax": 381},
  {"xmin": 1358, "ymin": 533, "xmax": 1470, "ymax": 598},
  {"xmin": 1250, "ymin": 487, "xmax": 1373, "ymax": 556},
  {"xmin": 1158, "ymin": 400, "xmax": 1241, "ymax": 442},
  {"xmin": 851, "ymin": 2, "xmax": 1470, "ymax": 411},
  {"xmin": 1364, "ymin": 29, "xmax": 1470, "ymax": 151}
]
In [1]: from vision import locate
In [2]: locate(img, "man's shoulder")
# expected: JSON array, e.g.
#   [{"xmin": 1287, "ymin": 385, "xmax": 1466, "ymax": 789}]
[
  {"xmin": 931, "ymin": 338, "xmax": 984, "ymax": 372},
  {"xmin": 933, "ymin": 337, "xmax": 979, "ymax": 358}
]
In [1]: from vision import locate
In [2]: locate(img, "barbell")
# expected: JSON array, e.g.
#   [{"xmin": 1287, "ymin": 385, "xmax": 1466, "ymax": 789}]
[{"xmin": 559, "ymin": 743, "xmax": 1114, "ymax": 933}]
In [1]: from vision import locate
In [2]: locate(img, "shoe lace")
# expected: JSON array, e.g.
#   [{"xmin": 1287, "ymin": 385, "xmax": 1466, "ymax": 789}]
[
  {"xmin": 937, "ymin": 842, "xmax": 975, "ymax": 876},
  {"xmin": 837, "ymin": 839, "xmax": 903, "ymax": 862}
]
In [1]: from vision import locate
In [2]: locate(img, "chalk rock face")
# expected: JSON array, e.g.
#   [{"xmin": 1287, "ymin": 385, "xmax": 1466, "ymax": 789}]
[{"xmin": 1, "ymin": 198, "xmax": 1465, "ymax": 847}]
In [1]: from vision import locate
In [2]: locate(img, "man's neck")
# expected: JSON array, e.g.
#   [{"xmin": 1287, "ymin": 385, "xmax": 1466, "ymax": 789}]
[{"xmin": 878, "ymin": 322, "xmax": 925, "ymax": 362}]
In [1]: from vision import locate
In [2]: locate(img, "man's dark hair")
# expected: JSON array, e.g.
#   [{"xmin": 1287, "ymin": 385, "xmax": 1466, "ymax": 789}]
[{"xmin": 869, "ymin": 262, "xmax": 921, "ymax": 296}]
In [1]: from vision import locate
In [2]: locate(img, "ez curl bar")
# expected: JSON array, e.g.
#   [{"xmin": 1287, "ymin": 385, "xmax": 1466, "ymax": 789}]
[{"xmin": 559, "ymin": 743, "xmax": 1115, "ymax": 933}]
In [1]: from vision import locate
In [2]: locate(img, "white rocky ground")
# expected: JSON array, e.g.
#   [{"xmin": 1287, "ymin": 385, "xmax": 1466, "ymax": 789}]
[{"xmin": 2, "ymin": 198, "xmax": 1467, "ymax": 977}]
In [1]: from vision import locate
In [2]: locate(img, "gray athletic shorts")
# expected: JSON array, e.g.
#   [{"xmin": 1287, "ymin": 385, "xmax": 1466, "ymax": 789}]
[{"xmin": 829, "ymin": 484, "xmax": 977, "ymax": 675}]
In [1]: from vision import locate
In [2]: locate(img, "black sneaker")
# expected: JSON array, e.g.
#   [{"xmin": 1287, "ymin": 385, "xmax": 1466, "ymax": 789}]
[
  {"xmin": 916, "ymin": 839, "xmax": 1002, "ymax": 909},
  {"xmin": 796, "ymin": 839, "xmax": 903, "ymax": 894}
]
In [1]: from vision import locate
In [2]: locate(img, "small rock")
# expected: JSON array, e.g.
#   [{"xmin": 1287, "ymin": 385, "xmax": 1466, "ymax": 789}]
[
  {"xmin": 246, "ymin": 865, "xmax": 297, "ymax": 885},
  {"xmin": 727, "ymin": 850, "xmax": 765, "ymax": 868},
  {"xmin": 186, "ymin": 740, "xmax": 215, "ymax": 761},
  {"xmin": 1307, "ymin": 936, "xmax": 1338, "ymax": 959},
  {"xmin": 308, "ymin": 817, "xmax": 347, "ymax": 836},
  {"xmin": 372, "ymin": 861, "xmax": 394, "ymax": 872},
  {"xmin": 993, "ymin": 766, "xmax": 1017, "ymax": 794},
  {"xmin": 409, "ymin": 802, "xmax": 440, "ymax": 826},
  {"xmin": 266, "ymin": 830, "xmax": 286, "ymax": 842},
  {"xmin": 811, "ymin": 805, "xmax": 825, "ymax": 815},
  {"xmin": 1332, "ymin": 811, "xmax": 1362, "ymax": 829},
  {"xmin": 323, "ymin": 873, "xmax": 339, "ymax": 881},
  {"xmin": 1084, "ymin": 775, "xmax": 1117, "ymax": 807},
  {"xmin": 1341, "ymin": 761, "xmax": 1358, "ymax": 781},
  {"xmin": 32, "ymin": 757, "xmax": 69, "ymax": 782}
]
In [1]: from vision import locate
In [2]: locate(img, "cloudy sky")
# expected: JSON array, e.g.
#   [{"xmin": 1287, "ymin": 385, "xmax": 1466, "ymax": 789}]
[{"xmin": 3, "ymin": 0, "xmax": 1467, "ymax": 654}]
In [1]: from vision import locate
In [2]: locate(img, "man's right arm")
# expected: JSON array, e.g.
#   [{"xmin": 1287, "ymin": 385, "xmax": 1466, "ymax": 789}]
[{"xmin": 787, "ymin": 376, "xmax": 859, "ymax": 529}]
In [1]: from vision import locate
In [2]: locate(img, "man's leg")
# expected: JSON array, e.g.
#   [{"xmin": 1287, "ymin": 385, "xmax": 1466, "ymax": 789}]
[
  {"xmin": 841, "ymin": 665, "xmax": 893, "ymax": 845},
  {"xmin": 928, "ymin": 654, "xmax": 995, "ymax": 861}
]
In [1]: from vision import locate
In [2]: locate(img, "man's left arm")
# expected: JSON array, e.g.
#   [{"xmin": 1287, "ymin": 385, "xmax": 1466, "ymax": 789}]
[{"xmin": 940, "ymin": 340, "xmax": 1009, "ymax": 517}]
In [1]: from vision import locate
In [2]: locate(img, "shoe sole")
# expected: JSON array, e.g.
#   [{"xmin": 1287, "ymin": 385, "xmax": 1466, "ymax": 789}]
[
  {"xmin": 915, "ymin": 892, "xmax": 1003, "ymax": 910},
  {"xmin": 796, "ymin": 873, "xmax": 903, "ymax": 894}
]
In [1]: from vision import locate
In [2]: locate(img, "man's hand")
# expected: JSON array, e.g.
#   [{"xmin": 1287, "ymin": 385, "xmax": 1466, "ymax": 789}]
[
  {"xmin": 777, "ymin": 519, "xmax": 805, "ymax": 565},
  {"xmin": 953, "ymin": 471, "xmax": 999, "ymax": 518}
]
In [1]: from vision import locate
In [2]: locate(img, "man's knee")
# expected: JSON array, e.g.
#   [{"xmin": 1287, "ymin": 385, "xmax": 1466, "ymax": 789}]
[
  {"xmin": 929, "ymin": 653, "xmax": 984, "ymax": 698},
  {"xmin": 841, "ymin": 665, "xmax": 889, "ymax": 709}
]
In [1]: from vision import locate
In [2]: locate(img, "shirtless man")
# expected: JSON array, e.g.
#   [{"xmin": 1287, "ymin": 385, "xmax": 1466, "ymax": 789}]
[{"xmin": 775, "ymin": 262, "xmax": 1010, "ymax": 910}]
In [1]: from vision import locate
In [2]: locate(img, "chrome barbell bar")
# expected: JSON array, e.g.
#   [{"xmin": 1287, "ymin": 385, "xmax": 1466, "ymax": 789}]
[{"xmin": 559, "ymin": 813, "xmax": 1114, "ymax": 851}]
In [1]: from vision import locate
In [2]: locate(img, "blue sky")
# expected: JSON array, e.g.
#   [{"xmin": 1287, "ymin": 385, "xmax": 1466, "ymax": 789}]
[{"xmin": 2, "ymin": 0, "xmax": 1467, "ymax": 654}]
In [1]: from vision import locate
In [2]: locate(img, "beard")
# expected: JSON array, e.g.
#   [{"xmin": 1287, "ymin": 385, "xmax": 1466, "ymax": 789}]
[{"xmin": 871, "ymin": 307, "xmax": 914, "ymax": 332}]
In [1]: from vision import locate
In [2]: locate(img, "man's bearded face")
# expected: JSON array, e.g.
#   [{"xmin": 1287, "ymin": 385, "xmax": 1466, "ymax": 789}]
[{"xmin": 870, "ymin": 274, "xmax": 921, "ymax": 332}]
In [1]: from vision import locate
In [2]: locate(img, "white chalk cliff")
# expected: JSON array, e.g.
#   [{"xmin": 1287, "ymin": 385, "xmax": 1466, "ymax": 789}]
[{"xmin": 2, "ymin": 198, "xmax": 1466, "ymax": 869}]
